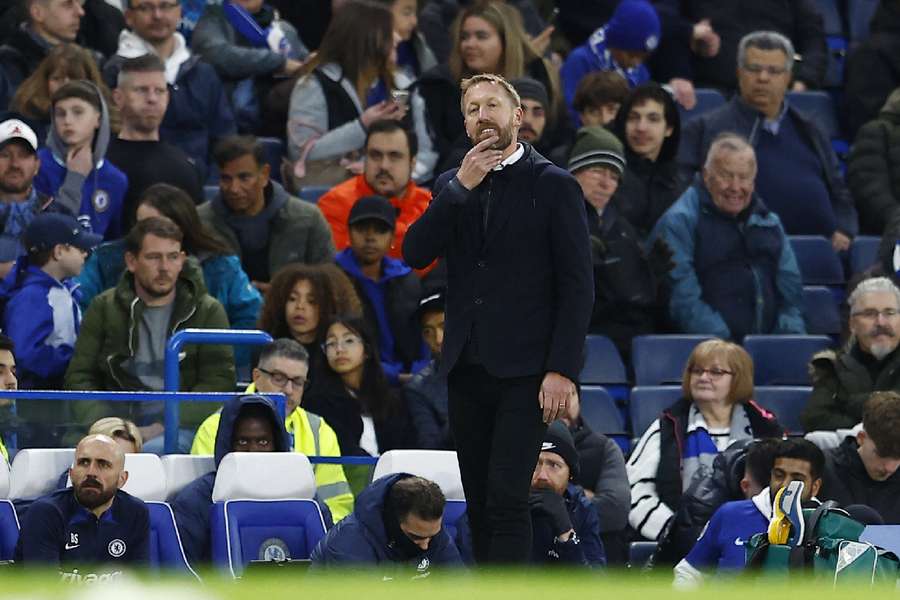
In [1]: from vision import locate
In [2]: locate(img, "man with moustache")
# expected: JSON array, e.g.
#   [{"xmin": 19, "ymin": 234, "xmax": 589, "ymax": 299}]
[
  {"xmin": 819, "ymin": 391, "xmax": 900, "ymax": 524},
  {"xmin": 318, "ymin": 120, "xmax": 431, "ymax": 258},
  {"xmin": 14, "ymin": 434, "xmax": 150, "ymax": 570},
  {"xmin": 649, "ymin": 132, "xmax": 805, "ymax": 341},
  {"xmin": 0, "ymin": 118, "xmax": 51, "ymax": 274},
  {"xmin": 65, "ymin": 216, "xmax": 234, "ymax": 449},
  {"xmin": 403, "ymin": 73, "xmax": 594, "ymax": 564},
  {"xmin": 803, "ymin": 277, "xmax": 900, "ymax": 431}
]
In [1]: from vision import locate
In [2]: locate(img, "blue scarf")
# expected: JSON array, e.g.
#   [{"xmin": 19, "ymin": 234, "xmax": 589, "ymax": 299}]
[{"xmin": 222, "ymin": 0, "xmax": 299, "ymax": 59}]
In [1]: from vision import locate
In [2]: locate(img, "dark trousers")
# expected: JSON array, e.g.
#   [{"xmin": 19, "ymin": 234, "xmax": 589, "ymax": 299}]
[{"xmin": 448, "ymin": 364, "xmax": 546, "ymax": 564}]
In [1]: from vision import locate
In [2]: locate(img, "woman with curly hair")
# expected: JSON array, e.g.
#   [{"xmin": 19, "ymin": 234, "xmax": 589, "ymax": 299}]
[
  {"xmin": 11, "ymin": 43, "xmax": 119, "ymax": 141},
  {"xmin": 258, "ymin": 263, "xmax": 362, "ymax": 381}
]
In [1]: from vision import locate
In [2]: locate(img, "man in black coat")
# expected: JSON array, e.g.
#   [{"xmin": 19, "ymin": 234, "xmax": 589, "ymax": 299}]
[
  {"xmin": 403, "ymin": 73, "xmax": 594, "ymax": 564},
  {"xmin": 819, "ymin": 390, "xmax": 900, "ymax": 524}
]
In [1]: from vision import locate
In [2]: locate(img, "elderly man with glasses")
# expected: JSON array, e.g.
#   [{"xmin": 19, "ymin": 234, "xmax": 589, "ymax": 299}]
[
  {"xmin": 803, "ymin": 277, "xmax": 900, "ymax": 431},
  {"xmin": 650, "ymin": 132, "xmax": 805, "ymax": 341},
  {"xmin": 677, "ymin": 30, "xmax": 857, "ymax": 250},
  {"xmin": 190, "ymin": 337, "xmax": 354, "ymax": 522}
]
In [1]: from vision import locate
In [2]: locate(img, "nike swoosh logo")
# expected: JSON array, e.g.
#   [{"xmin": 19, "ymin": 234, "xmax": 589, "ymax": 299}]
[{"xmin": 64, "ymin": 543, "xmax": 79, "ymax": 550}]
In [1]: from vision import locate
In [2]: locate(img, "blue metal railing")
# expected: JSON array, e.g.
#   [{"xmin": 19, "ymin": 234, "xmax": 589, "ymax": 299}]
[{"xmin": 164, "ymin": 329, "xmax": 273, "ymax": 452}]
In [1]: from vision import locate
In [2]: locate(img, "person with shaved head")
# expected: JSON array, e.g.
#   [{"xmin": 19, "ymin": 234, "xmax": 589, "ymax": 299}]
[{"xmin": 14, "ymin": 434, "xmax": 149, "ymax": 572}]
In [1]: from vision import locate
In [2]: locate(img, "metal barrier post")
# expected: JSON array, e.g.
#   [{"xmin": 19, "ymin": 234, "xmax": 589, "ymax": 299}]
[{"xmin": 164, "ymin": 329, "xmax": 273, "ymax": 453}]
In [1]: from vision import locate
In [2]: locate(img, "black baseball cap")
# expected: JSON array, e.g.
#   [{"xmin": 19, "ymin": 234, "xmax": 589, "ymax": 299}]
[
  {"xmin": 417, "ymin": 287, "xmax": 446, "ymax": 318},
  {"xmin": 25, "ymin": 213, "xmax": 103, "ymax": 253},
  {"xmin": 348, "ymin": 195, "xmax": 396, "ymax": 229}
]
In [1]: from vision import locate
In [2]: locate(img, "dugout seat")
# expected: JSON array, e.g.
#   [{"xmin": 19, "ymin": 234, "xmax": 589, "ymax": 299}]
[
  {"xmin": 0, "ymin": 460, "xmax": 16, "ymax": 561},
  {"xmin": 8, "ymin": 448, "xmax": 74, "ymax": 501},
  {"xmin": 211, "ymin": 453, "xmax": 325, "ymax": 577},
  {"xmin": 161, "ymin": 454, "xmax": 216, "ymax": 502},
  {"xmin": 373, "ymin": 450, "xmax": 464, "ymax": 500}
]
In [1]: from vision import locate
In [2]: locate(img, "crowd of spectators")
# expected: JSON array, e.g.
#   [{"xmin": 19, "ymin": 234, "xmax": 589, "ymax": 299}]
[{"xmin": 0, "ymin": 0, "xmax": 899, "ymax": 578}]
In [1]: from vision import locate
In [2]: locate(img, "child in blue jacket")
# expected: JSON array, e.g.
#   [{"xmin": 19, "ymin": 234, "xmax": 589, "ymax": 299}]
[
  {"xmin": 0, "ymin": 213, "xmax": 102, "ymax": 388},
  {"xmin": 34, "ymin": 80, "xmax": 127, "ymax": 240}
]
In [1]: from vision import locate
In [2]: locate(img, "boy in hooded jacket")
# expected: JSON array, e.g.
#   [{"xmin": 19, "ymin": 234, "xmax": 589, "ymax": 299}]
[
  {"xmin": 0, "ymin": 212, "xmax": 101, "ymax": 389},
  {"xmin": 34, "ymin": 80, "xmax": 127, "ymax": 240}
]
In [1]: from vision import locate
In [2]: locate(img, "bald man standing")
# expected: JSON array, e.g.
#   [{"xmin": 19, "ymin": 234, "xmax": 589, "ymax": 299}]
[{"xmin": 14, "ymin": 434, "xmax": 149, "ymax": 573}]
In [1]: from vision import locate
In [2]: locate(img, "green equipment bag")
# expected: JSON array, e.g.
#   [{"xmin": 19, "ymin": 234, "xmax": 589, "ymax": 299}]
[{"xmin": 745, "ymin": 501, "xmax": 900, "ymax": 585}]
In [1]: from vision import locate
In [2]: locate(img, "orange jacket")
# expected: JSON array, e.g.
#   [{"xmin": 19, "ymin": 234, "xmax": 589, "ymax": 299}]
[{"xmin": 319, "ymin": 174, "xmax": 432, "ymax": 263}]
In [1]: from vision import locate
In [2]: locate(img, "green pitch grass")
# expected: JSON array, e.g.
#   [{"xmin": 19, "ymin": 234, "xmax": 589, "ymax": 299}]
[{"xmin": 0, "ymin": 569, "xmax": 897, "ymax": 599}]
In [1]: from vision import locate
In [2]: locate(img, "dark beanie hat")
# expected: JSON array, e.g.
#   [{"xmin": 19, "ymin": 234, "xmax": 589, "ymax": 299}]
[
  {"xmin": 542, "ymin": 420, "xmax": 580, "ymax": 479},
  {"xmin": 568, "ymin": 126, "xmax": 626, "ymax": 176},
  {"xmin": 605, "ymin": 0, "xmax": 661, "ymax": 53},
  {"xmin": 511, "ymin": 77, "xmax": 549, "ymax": 109}
]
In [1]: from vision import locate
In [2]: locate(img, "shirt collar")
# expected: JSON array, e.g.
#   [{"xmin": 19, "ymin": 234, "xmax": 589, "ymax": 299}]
[
  {"xmin": 69, "ymin": 492, "xmax": 118, "ymax": 525},
  {"xmin": 761, "ymin": 99, "xmax": 790, "ymax": 135},
  {"xmin": 492, "ymin": 143, "xmax": 524, "ymax": 171}
]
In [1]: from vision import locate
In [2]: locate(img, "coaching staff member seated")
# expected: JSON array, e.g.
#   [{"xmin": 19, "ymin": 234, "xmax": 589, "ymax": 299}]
[
  {"xmin": 14, "ymin": 434, "xmax": 149, "ymax": 572},
  {"xmin": 403, "ymin": 73, "xmax": 594, "ymax": 564}
]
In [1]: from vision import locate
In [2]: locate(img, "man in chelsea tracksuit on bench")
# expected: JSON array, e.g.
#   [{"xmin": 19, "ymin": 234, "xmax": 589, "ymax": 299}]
[
  {"xmin": 14, "ymin": 434, "xmax": 149, "ymax": 578},
  {"xmin": 673, "ymin": 438, "xmax": 823, "ymax": 587}
]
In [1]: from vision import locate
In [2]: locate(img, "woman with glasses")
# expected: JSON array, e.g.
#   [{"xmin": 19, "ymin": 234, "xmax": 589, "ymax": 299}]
[
  {"xmin": 257, "ymin": 263, "xmax": 362, "ymax": 384},
  {"xmin": 304, "ymin": 315, "xmax": 411, "ymax": 460},
  {"xmin": 626, "ymin": 339, "xmax": 782, "ymax": 542}
]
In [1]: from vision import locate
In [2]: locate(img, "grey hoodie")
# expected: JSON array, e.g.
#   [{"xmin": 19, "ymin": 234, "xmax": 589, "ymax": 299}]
[{"xmin": 44, "ymin": 81, "xmax": 114, "ymax": 220}]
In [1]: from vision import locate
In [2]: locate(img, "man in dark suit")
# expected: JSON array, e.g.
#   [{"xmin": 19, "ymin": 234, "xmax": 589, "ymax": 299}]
[{"xmin": 403, "ymin": 73, "xmax": 594, "ymax": 564}]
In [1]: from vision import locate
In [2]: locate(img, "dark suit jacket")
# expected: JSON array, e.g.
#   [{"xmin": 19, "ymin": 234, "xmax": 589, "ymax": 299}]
[{"xmin": 402, "ymin": 143, "xmax": 593, "ymax": 382}]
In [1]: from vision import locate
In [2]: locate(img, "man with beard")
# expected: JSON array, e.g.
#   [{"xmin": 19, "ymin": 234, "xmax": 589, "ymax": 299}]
[
  {"xmin": 318, "ymin": 121, "xmax": 431, "ymax": 266},
  {"xmin": 674, "ymin": 438, "xmax": 823, "ymax": 586},
  {"xmin": 403, "ymin": 73, "xmax": 593, "ymax": 564},
  {"xmin": 107, "ymin": 54, "xmax": 202, "ymax": 226},
  {"xmin": 336, "ymin": 195, "xmax": 428, "ymax": 384},
  {"xmin": 14, "ymin": 434, "xmax": 149, "ymax": 570},
  {"xmin": 510, "ymin": 77, "xmax": 573, "ymax": 168},
  {"xmin": 310, "ymin": 474, "xmax": 462, "ymax": 574},
  {"xmin": 803, "ymin": 277, "xmax": 900, "ymax": 431},
  {"xmin": 0, "ymin": 118, "xmax": 50, "ymax": 275},
  {"xmin": 819, "ymin": 391, "xmax": 900, "ymax": 524},
  {"xmin": 65, "ymin": 216, "xmax": 235, "ymax": 450},
  {"xmin": 528, "ymin": 421, "xmax": 605, "ymax": 566}
]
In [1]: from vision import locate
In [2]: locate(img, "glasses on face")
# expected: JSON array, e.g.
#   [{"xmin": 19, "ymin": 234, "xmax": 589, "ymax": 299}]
[
  {"xmin": 742, "ymin": 63, "xmax": 788, "ymax": 76},
  {"xmin": 322, "ymin": 336, "xmax": 362, "ymax": 354},
  {"xmin": 258, "ymin": 368, "xmax": 307, "ymax": 389},
  {"xmin": 131, "ymin": 1, "xmax": 180, "ymax": 14},
  {"xmin": 852, "ymin": 308, "xmax": 900, "ymax": 321},
  {"xmin": 689, "ymin": 366, "xmax": 734, "ymax": 379}
]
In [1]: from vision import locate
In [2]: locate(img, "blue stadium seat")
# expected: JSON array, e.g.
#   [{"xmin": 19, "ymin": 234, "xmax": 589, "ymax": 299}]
[
  {"xmin": 743, "ymin": 335, "xmax": 833, "ymax": 385},
  {"xmin": 786, "ymin": 92, "xmax": 840, "ymax": 140},
  {"xmin": 146, "ymin": 501, "xmax": 199, "ymax": 577},
  {"xmin": 442, "ymin": 500, "xmax": 468, "ymax": 542},
  {"xmin": 629, "ymin": 386, "xmax": 682, "ymax": 437},
  {"xmin": 850, "ymin": 235, "xmax": 881, "ymax": 275},
  {"xmin": 580, "ymin": 335, "xmax": 627, "ymax": 385},
  {"xmin": 258, "ymin": 137, "xmax": 286, "ymax": 183},
  {"xmin": 824, "ymin": 36, "xmax": 848, "ymax": 88},
  {"xmin": 203, "ymin": 185, "xmax": 218, "ymax": 203},
  {"xmin": 848, "ymin": 0, "xmax": 879, "ymax": 43},
  {"xmin": 210, "ymin": 453, "xmax": 326, "ymax": 577},
  {"xmin": 0, "ymin": 500, "xmax": 17, "ymax": 561},
  {"xmin": 677, "ymin": 88, "xmax": 726, "ymax": 123},
  {"xmin": 629, "ymin": 541, "xmax": 658, "ymax": 568},
  {"xmin": 632, "ymin": 335, "xmax": 714, "ymax": 386},
  {"xmin": 811, "ymin": 0, "xmax": 845, "ymax": 36},
  {"xmin": 755, "ymin": 386, "xmax": 812, "ymax": 435},
  {"xmin": 802, "ymin": 286, "xmax": 842, "ymax": 336},
  {"xmin": 580, "ymin": 386, "xmax": 625, "ymax": 435},
  {"xmin": 789, "ymin": 235, "xmax": 845, "ymax": 286},
  {"xmin": 298, "ymin": 186, "xmax": 331, "ymax": 204}
]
